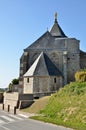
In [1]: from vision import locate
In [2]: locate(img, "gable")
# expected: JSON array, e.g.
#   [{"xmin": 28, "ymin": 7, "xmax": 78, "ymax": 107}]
[
  {"xmin": 50, "ymin": 21, "xmax": 66, "ymax": 37},
  {"xmin": 24, "ymin": 31, "xmax": 54, "ymax": 50}
]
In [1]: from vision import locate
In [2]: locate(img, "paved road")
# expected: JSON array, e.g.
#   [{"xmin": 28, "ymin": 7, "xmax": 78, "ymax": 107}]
[{"xmin": 0, "ymin": 110, "xmax": 72, "ymax": 130}]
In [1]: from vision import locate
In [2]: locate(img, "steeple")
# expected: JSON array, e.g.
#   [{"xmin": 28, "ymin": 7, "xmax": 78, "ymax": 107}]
[{"xmin": 50, "ymin": 13, "xmax": 67, "ymax": 37}]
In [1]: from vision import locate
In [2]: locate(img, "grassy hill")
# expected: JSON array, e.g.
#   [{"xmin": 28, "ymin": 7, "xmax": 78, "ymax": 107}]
[
  {"xmin": 22, "ymin": 96, "xmax": 50, "ymax": 113},
  {"xmin": 30, "ymin": 82, "xmax": 86, "ymax": 130}
]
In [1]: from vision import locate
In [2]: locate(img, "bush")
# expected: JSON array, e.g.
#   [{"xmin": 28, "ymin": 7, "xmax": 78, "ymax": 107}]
[
  {"xmin": 12, "ymin": 78, "xmax": 19, "ymax": 85},
  {"xmin": 75, "ymin": 71, "xmax": 86, "ymax": 82},
  {"xmin": 7, "ymin": 78, "xmax": 19, "ymax": 92}
]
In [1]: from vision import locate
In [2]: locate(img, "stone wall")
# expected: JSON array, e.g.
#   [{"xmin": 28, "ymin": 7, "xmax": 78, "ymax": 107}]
[
  {"xmin": 4, "ymin": 92, "xmax": 19, "ymax": 109},
  {"xmin": 11, "ymin": 85, "xmax": 23, "ymax": 93},
  {"xmin": 4, "ymin": 92, "xmax": 34, "ymax": 110},
  {"xmin": 19, "ymin": 94, "xmax": 33, "ymax": 100},
  {"xmin": 23, "ymin": 76, "xmax": 62, "ymax": 95},
  {"xmin": 19, "ymin": 38, "xmax": 65, "ymax": 87},
  {"xmin": 23, "ymin": 77, "xmax": 33, "ymax": 93},
  {"xmin": 33, "ymin": 76, "xmax": 62, "ymax": 93},
  {"xmin": 18, "ymin": 93, "xmax": 34, "ymax": 109},
  {"xmin": 80, "ymin": 51, "xmax": 86, "ymax": 69},
  {"xmin": 66, "ymin": 38, "xmax": 80, "ymax": 82},
  {"xmin": 19, "ymin": 36, "xmax": 81, "ymax": 89},
  {"xmin": 33, "ymin": 77, "xmax": 49, "ymax": 93}
]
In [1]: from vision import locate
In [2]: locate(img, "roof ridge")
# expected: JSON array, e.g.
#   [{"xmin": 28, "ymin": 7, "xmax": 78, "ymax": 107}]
[
  {"xmin": 24, "ymin": 31, "xmax": 52, "ymax": 51},
  {"xmin": 24, "ymin": 53, "xmax": 42, "ymax": 77}
]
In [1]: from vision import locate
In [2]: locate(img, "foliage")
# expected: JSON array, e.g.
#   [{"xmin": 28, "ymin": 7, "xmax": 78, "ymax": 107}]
[
  {"xmin": 0, "ymin": 88, "xmax": 5, "ymax": 92},
  {"xmin": 12, "ymin": 78, "xmax": 19, "ymax": 85},
  {"xmin": 75, "ymin": 70, "xmax": 86, "ymax": 82},
  {"xmin": 31, "ymin": 82, "xmax": 86, "ymax": 130},
  {"xmin": 8, "ymin": 83, "xmax": 12, "ymax": 91},
  {"xmin": 7, "ymin": 78, "xmax": 19, "ymax": 91}
]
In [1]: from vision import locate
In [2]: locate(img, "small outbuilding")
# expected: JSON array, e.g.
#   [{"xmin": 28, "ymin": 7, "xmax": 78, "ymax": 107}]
[{"xmin": 23, "ymin": 52, "xmax": 62, "ymax": 95}]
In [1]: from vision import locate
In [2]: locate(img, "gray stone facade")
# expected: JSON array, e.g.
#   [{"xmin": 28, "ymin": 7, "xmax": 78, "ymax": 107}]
[
  {"xmin": 19, "ymin": 14, "xmax": 86, "ymax": 95},
  {"xmin": 24, "ymin": 76, "xmax": 62, "ymax": 94}
]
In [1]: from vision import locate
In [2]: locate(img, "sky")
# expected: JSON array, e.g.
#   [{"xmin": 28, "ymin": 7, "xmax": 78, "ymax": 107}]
[{"xmin": 0, "ymin": 0, "xmax": 86, "ymax": 88}]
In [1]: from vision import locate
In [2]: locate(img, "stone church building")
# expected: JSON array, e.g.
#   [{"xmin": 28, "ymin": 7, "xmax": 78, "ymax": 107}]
[{"xmin": 19, "ymin": 13, "xmax": 86, "ymax": 95}]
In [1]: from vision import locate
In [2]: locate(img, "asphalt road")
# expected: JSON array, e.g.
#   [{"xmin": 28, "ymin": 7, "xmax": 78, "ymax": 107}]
[{"xmin": 0, "ymin": 110, "xmax": 72, "ymax": 130}]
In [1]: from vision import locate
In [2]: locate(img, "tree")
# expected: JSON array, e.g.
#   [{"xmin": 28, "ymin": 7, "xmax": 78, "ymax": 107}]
[
  {"xmin": 12, "ymin": 78, "xmax": 19, "ymax": 85},
  {"xmin": 7, "ymin": 78, "xmax": 19, "ymax": 92}
]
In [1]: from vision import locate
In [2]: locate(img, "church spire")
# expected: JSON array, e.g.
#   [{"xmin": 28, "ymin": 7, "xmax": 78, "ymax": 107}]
[{"xmin": 50, "ymin": 12, "xmax": 67, "ymax": 37}]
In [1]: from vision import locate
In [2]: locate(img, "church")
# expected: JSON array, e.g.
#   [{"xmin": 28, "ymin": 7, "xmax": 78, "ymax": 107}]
[{"xmin": 19, "ymin": 13, "xmax": 86, "ymax": 96}]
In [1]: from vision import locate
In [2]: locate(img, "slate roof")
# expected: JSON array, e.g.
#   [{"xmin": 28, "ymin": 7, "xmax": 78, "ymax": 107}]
[
  {"xmin": 24, "ymin": 17, "xmax": 67, "ymax": 51},
  {"xmin": 24, "ymin": 31, "xmax": 54, "ymax": 50},
  {"xmin": 50, "ymin": 19, "xmax": 67, "ymax": 37},
  {"xmin": 24, "ymin": 52, "xmax": 62, "ymax": 77}
]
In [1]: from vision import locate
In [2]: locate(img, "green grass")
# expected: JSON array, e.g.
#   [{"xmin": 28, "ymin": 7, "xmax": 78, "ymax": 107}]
[{"xmin": 30, "ymin": 82, "xmax": 86, "ymax": 130}]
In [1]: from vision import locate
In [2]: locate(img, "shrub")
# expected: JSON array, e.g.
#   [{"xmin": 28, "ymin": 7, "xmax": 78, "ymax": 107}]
[
  {"xmin": 75, "ymin": 71, "xmax": 86, "ymax": 82},
  {"xmin": 8, "ymin": 83, "xmax": 12, "ymax": 91},
  {"xmin": 7, "ymin": 78, "xmax": 19, "ymax": 92},
  {"xmin": 12, "ymin": 78, "xmax": 19, "ymax": 85}
]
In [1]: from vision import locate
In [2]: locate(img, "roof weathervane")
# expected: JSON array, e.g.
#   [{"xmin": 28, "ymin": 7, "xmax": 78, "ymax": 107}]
[{"xmin": 54, "ymin": 12, "xmax": 57, "ymax": 22}]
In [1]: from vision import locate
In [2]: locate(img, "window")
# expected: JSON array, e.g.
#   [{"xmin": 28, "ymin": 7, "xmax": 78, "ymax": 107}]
[
  {"xmin": 67, "ymin": 58, "xmax": 70, "ymax": 60},
  {"xmin": 27, "ymin": 78, "xmax": 29, "ymax": 83},
  {"xmin": 54, "ymin": 78, "xmax": 56, "ymax": 83}
]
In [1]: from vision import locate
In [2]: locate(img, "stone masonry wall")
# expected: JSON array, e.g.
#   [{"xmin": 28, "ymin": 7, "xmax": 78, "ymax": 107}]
[
  {"xmin": 33, "ymin": 76, "xmax": 62, "ymax": 93},
  {"xmin": 66, "ymin": 38, "xmax": 80, "ymax": 82},
  {"xmin": 4, "ymin": 92, "xmax": 34, "ymax": 110},
  {"xmin": 4, "ymin": 92, "xmax": 19, "ymax": 109},
  {"xmin": 19, "ymin": 37, "xmax": 80, "ymax": 88},
  {"xmin": 80, "ymin": 51, "xmax": 86, "ymax": 69},
  {"xmin": 23, "ymin": 77, "xmax": 33, "ymax": 93}
]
